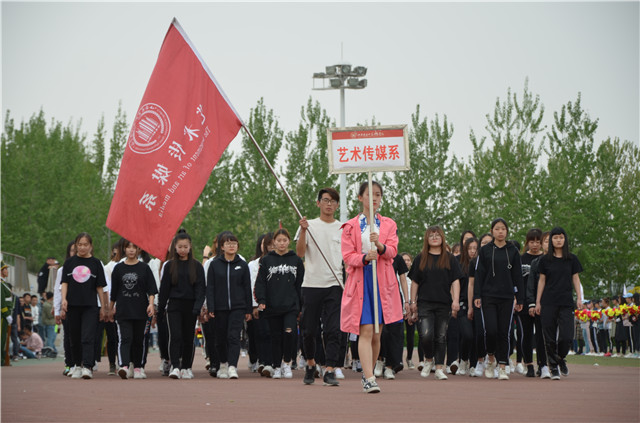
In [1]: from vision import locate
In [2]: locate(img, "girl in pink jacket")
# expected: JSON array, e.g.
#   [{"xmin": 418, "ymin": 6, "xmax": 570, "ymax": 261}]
[{"xmin": 340, "ymin": 181, "xmax": 407, "ymax": 394}]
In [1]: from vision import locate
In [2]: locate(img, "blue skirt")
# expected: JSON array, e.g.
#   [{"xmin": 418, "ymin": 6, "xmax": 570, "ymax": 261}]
[{"xmin": 360, "ymin": 264, "xmax": 384, "ymax": 325}]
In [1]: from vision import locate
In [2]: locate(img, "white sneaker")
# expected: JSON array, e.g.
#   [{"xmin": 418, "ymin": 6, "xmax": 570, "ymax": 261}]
[
  {"xmin": 140, "ymin": 368, "xmax": 147, "ymax": 379},
  {"xmin": 273, "ymin": 367, "xmax": 282, "ymax": 379},
  {"xmin": 217, "ymin": 363, "xmax": 229, "ymax": 379},
  {"xmin": 335, "ymin": 368, "xmax": 345, "ymax": 380},
  {"xmin": 406, "ymin": 359, "xmax": 415, "ymax": 370},
  {"xmin": 505, "ymin": 364, "xmax": 511, "ymax": 375},
  {"xmin": 458, "ymin": 360, "xmax": 468, "ymax": 376},
  {"xmin": 352, "ymin": 359, "xmax": 360, "ymax": 372},
  {"xmin": 298, "ymin": 356, "xmax": 307, "ymax": 369},
  {"xmin": 485, "ymin": 360, "xmax": 496, "ymax": 379},
  {"xmin": 474, "ymin": 361, "xmax": 485, "ymax": 378},
  {"xmin": 282, "ymin": 363, "xmax": 293, "ymax": 379},
  {"xmin": 68, "ymin": 366, "xmax": 77, "ymax": 378},
  {"xmin": 383, "ymin": 367, "xmax": 395, "ymax": 379},
  {"xmin": 469, "ymin": 367, "xmax": 476, "ymax": 377},
  {"xmin": 92, "ymin": 362, "xmax": 98, "ymax": 372},
  {"xmin": 82, "ymin": 367, "xmax": 93, "ymax": 379},
  {"xmin": 509, "ymin": 359, "xmax": 515, "ymax": 372},
  {"xmin": 540, "ymin": 366, "xmax": 551, "ymax": 379},
  {"xmin": 240, "ymin": 350, "xmax": 247, "ymax": 357},
  {"xmin": 186, "ymin": 368, "xmax": 194, "ymax": 379},
  {"xmin": 449, "ymin": 360, "xmax": 459, "ymax": 375},
  {"xmin": 421, "ymin": 360, "xmax": 434, "ymax": 378},
  {"xmin": 435, "ymin": 368, "xmax": 448, "ymax": 380},
  {"xmin": 71, "ymin": 366, "xmax": 83, "ymax": 379},
  {"xmin": 228, "ymin": 366, "xmax": 238, "ymax": 379},
  {"xmin": 127, "ymin": 366, "xmax": 134, "ymax": 379},
  {"xmin": 169, "ymin": 367, "xmax": 181, "ymax": 379},
  {"xmin": 446, "ymin": 366, "xmax": 452, "ymax": 374},
  {"xmin": 498, "ymin": 367, "xmax": 509, "ymax": 380},
  {"xmin": 374, "ymin": 360, "xmax": 384, "ymax": 377},
  {"xmin": 134, "ymin": 368, "xmax": 143, "ymax": 379},
  {"xmin": 515, "ymin": 363, "xmax": 525, "ymax": 375},
  {"xmin": 417, "ymin": 361, "xmax": 425, "ymax": 371}
]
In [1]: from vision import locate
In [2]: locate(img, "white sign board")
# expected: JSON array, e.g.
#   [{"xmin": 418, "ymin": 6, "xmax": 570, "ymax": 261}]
[{"xmin": 327, "ymin": 125, "xmax": 409, "ymax": 174}]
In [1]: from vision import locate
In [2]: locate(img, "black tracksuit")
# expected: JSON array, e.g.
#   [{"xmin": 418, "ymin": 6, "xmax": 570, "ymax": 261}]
[
  {"xmin": 158, "ymin": 259, "xmax": 205, "ymax": 370},
  {"xmin": 474, "ymin": 241, "xmax": 523, "ymax": 365},
  {"xmin": 206, "ymin": 255, "xmax": 251, "ymax": 368}
]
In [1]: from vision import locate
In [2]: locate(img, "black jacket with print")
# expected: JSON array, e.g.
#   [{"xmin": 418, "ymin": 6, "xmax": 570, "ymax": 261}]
[{"xmin": 254, "ymin": 250, "xmax": 304, "ymax": 315}]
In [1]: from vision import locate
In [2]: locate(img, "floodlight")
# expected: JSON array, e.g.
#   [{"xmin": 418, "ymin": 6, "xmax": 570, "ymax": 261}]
[
  {"xmin": 347, "ymin": 78, "xmax": 360, "ymax": 88},
  {"xmin": 330, "ymin": 78, "xmax": 342, "ymax": 89},
  {"xmin": 341, "ymin": 64, "xmax": 352, "ymax": 74},
  {"xmin": 358, "ymin": 79, "xmax": 367, "ymax": 88},
  {"xmin": 354, "ymin": 66, "xmax": 367, "ymax": 76},
  {"xmin": 313, "ymin": 72, "xmax": 326, "ymax": 78},
  {"xmin": 325, "ymin": 66, "xmax": 337, "ymax": 75}
]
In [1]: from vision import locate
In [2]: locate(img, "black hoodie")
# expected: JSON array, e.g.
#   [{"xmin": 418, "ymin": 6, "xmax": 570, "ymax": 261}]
[
  {"xmin": 473, "ymin": 241, "xmax": 524, "ymax": 304},
  {"xmin": 206, "ymin": 255, "xmax": 252, "ymax": 314},
  {"xmin": 254, "ymin": 250, "xmax": 304, "ymax": 315}
]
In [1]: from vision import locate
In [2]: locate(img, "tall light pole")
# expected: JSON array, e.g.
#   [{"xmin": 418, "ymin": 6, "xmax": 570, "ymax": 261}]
[{"xmin": 312, "ymin": 63, "xmax": 367, "ymax": 222}]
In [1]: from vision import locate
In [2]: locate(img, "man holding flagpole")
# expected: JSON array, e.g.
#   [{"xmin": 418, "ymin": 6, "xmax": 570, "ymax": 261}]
[{"xmin": 296, "ymin": 187, "xmax": 344, "ymax": 387}]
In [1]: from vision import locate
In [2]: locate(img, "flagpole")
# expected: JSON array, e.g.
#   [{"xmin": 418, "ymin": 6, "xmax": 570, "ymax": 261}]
[
  {"xmin": 241, "ymin": 125, "xmax": 344, "ymax": 289},
  {"xmin": 368, "ymin": 172, "xmax": 380, "ymax": 334}
]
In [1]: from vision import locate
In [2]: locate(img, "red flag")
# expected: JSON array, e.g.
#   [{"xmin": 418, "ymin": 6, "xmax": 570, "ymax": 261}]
[{"xmin": 106, "ymin": 19, "xmax": 242, "ymax": 259}]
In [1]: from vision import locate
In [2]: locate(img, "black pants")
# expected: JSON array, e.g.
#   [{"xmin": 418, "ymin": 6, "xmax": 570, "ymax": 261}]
[
  {"xmin": 589, "ymin": 326, "xmax": 600, "ymax": 353},
  {"xmin": 381, "ymin": 321, "xmax": 404, "ymax": 369},
  {"xmin": 515, "ymin": 310, "xmax": 534, "ymax": 363},
  {"xmin": 541, "ymin": 304, "xmax": 574, "ymax": 370},
  {"xmin": 116, "ymin": 319, "xmax": 146, "ymax": 368},
  {"xmin": 214, "ymin": 309, "xmax": 245, "ymax": 367},
  {"xmin": 405, "ymin": 320, "xmax": 417, "ymax": 361},
  {"xmin": 157, "ymin": 311, "xmax": 170, "ymax": 361},
  {"xmin": 446, "ymin": 315, "xmax": 459, "ymax": 365},
  {"xmin": 247, "ymin": 319, "xmax": 258, "ymax": 364},
  {"xmin": 533, "ymin": 314, "xmax": 548, "ymax": 366},
  {"xmin": 254, "ymin": 311, "xmax": 272, "ymax": 366},
  {"xmin": 481, "ymin": 297, "xmax": 514, "ymax": 365},
  {"xmin": 166, "ymin": 299, "xmax": 197, "ymax": 369},
  {"xmin": 142, "ymin": 316, "xmax": 152, "ymax": 367},
  {"xmin": 95, "ymin": 321, "xmax": 117, "ymax": 365},
  {"xmin": 267, "ymin": 310, "xmax": 297, "ymax": 367},
  {"xmin": 301, "ymin": 286, "xmax": 343, "ymax": 368},
  {"xmin": 201, "ymin": 319, "xmax": 218, "ymax": 369},
  {"xmin": 457, "ymin": 307, "xmax": 473, "ymax": 362},
  {"xmin": 67, "ymin": 306, "xmax": 99, "ymax": 368},
  {"xmin": 598, "ymin": 329, "xmax": 611, "ymax": 354},
  {"xmin": 418, "ymin": 302, "xmax": 450, "ymax": 365},
  {"xmin": 470, "ymin": 305, "xmax": 486, "ymax": 367}
]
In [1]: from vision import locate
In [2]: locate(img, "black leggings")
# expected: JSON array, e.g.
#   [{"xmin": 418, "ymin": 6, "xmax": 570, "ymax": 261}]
[
  {"xmin": 515, "ymin": 310, "xmax": 534, "ymax": 364},
  {"xmin": 405, "ymin": 320, "xmax": 417, "ymax": 361},
  {"xmin": 166, "ymin": 299, "xmax": 197, "ymax": 369},
  {"xmin": 267, "ymin": 311, "xmax": 297, "ymax": 368},
  {"xmin": 457, "ymin": 309, "xmax": 474, "ymax": 362},
  {"xmin": 481, "ymin": 297, "xmax": 514, "ymax": 365}
]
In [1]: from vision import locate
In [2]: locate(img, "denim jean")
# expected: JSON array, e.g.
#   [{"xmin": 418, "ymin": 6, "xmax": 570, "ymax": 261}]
[
  {"xmin": 43, "ymin": 325, "xmax": 57, "ymax": 352},
  {"xmin": 418, "ymin": 302, "xmax": 451, "ymax": 365},
  {"xmin": 19, "ymin": 346, "xmax": 37, "ymax": 359}
]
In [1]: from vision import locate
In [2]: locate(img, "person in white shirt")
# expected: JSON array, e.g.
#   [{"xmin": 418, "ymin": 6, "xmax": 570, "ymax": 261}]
[{"xmin": 296, "ymin": 187, "xmax": 344, "ymax": 387}]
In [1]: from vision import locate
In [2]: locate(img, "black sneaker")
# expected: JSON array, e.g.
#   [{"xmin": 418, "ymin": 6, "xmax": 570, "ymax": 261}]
[
  {"xmin": 323, "ymin": 370, "xmax": 339, "ymax": 386},
  {"xmin": 208, "ymin": 367, "xmax": 218, "ymax": 378},
  {"xmin": 536, "ymin": 366, "xmax": 542, "ymax": 377},
  {"xmin": 550, "ymin": 368, "xmax": 561, "ymax": 380},
  {"xmin": 361, "ymin": 376, "xmax": 380, "ymax": 394},
  {"xmin": 558, "ymin": 359, "xmax": 569, "ymax": 376},
  {"xmin": 526, "ymin": 365, "xmax": 535, "ymax": 378},
  {"xmin": 303, "ymin": 365, "xmax": 315, "ymax": 385}
]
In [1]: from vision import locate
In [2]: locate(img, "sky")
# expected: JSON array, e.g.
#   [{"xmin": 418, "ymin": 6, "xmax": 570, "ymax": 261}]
[{"xmin": 2, "ymin": 1, "xmax": 639, "ymax": 163}]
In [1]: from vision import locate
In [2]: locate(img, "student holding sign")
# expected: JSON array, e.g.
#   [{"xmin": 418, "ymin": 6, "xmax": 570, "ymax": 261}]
[{"xmin": 340, "ymin": 181, "xmax": 406, "ymax": 394}]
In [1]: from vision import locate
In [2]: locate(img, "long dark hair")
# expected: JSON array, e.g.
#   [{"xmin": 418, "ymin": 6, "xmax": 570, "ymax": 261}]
[
  {"xmin": 65, "ymin": 241, "xmax": 75, "ymax": 260},
  {"xmin": 460, "ymin": 237, "xmax": 479, "ymax": 277},
  {"xmin": 547, "ymin": 227, "xmax": 571, "ymax": 260},
  {"xmin": 169, "ymin": 230, "xmax": 197, "ymax": 285},
  {"xmin": 419, "ymin": 226, "xmax": 451, "ymax": 271},
  {"xmin": 251, "ymin": 234, "xmax": 267, "ymax": 261}
]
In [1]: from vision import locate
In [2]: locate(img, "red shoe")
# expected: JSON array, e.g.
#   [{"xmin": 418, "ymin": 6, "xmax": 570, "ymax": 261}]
[{"xmin": 604, "ymin": 352, "xmax": 612, "ymax": 357}]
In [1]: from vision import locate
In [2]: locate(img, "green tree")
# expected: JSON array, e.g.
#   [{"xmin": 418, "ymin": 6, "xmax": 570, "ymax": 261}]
[{"xmin": 105, "ymin": 102, "xmax": 128, "ymax": 192}]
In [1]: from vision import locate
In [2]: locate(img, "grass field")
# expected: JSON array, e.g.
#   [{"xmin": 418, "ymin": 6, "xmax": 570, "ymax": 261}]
[{"xmin": 563, "ymin": 353, "xmax": 640, "ymax": 367}]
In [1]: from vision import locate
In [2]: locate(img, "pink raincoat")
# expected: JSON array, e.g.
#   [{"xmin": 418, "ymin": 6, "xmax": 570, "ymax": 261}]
[{"xmin": 340, "ymin": 214, "xmax": 401, "ymax": 335}]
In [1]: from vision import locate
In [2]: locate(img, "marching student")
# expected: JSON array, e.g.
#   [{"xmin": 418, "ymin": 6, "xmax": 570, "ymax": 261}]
[
  {"xmin": 248, "ymin": 233, "xmax": 274, "ymax": 376},
  {"xmin": 255, "ymin": 228, "xmax": 305, "ymax": 380},
  {"xmin": 535, "ymin": 227, "xmax": 583, "ymax": 380},
  {"xmin": 473, "ymin": 218, "xmax": 524, "ymax": 380},
  {"xmin": 340, "ymin": 181, "xmax": 404, "ymax": 394},
  {"xmin": 401, "ymin": 253, "xmax": 421, "ymax": 371},
  {"xmin": 526, "ymin": 231, "xmax": 552, "ymax": 378},
  {"xmin": 408, "ymin": 226, "xmax": 462, "ymax": 381},
  {"xmin": 467, "ymin": 233, "xmax": 492, "ymax": 377},
  {"xmin": 296, "ymin": 187, "xmax": 345, "ymax": 387},
  {"xmin": 517, "ymin": 228, "xmax": 544, "ymax": 377},
  {"xmin": 206, "ymin": 232, "xmax": 252, "ymax": 379},
  {"xmin": 54, "ymin": 241, "xmax": 76, "ymax": 376},
  {"xmin": 110, "ymin": 240, "xmax": 157, "ymax": 380},
  {"xmin": 455, "ymin": 236, "xmax": 478, "ymax": 376},
  {"xmin": 157, "ymin": 230, "xmax": 206, "ymax": 380},
  {"xmin": 60, "ymin": 233, "xmax": 108, "ymax": 379}
]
